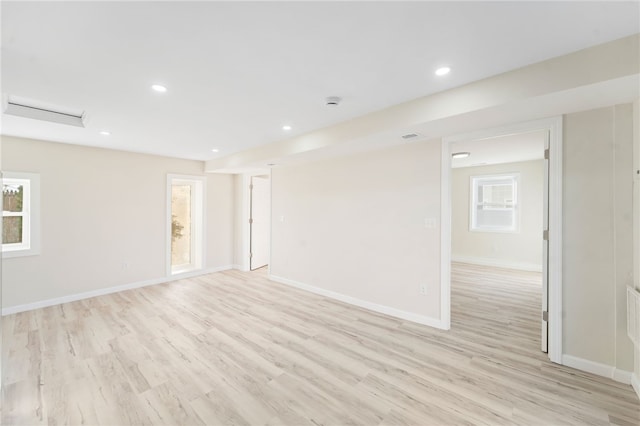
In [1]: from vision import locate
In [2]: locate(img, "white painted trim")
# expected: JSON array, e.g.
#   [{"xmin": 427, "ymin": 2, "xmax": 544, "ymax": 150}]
[
  {"xmin": 452, "ymin": 256, "xmax": 542, "ymax": 272},
  {"xmin": 632, "ymin": 372, "xmax": 640, "ymax": 400},
  {"xmin": 441, "ymin": 142, "xmax": 452, "ymax": 330},
  {"xmin": 239, "ymin": 170, "xmax": 270, "ymax": 272},
  {"xmin": 441, "ymin": 116, "xmax": 563, "ymax": 364},
  {"xmin": 548, "ymin": 116, "xmax": 564, "ymax": 365},
  {"xmin": 1, "ymin": 265, "xmax": 234, "ymax": 316},
  {"xmin": 240, "ymin": 174, "xmax": 251, "ymax": 272},
  {"xmin": 269, "ymin": 274, "xmax": 446, "ymax": 329},
  {"xmin": 613, "ymin": 368, "xmax": 634, "ymax": 386},
  {"xmin": 561, "ymin": 355, "xmax": 632, "ymax": 385}
]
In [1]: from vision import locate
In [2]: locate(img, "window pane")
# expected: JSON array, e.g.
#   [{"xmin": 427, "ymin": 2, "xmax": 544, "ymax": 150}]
[
  {"xmin": 481, "ymin": 183, "xmax": 514, "ymax": 208},
  {"xmin": 471, "ymin": 174, "xmax": 518, "ymax": 232},
  {"xmin": 3, "ymin": 216, "xmax": 23, "ymax": 244},
  {"xmin": 3, "ymin": 183, "xmax": 24, "ymax": 212},
  {"xmin": 171, "ymin": 185, "xmax": 191, "ymax": 267},
  {"xmin": 476, "ymin": 207, "xmax": 514, "ymax": 228}
]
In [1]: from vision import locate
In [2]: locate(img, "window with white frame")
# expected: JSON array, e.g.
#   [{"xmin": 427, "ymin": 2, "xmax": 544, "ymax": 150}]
[
  {"xmin": 470, "ymin": 173, "xmax": 519, "ymax": 232},
  {"xmin": 2, "ymin": 172, "xmax": 40, "ymax": 257}
]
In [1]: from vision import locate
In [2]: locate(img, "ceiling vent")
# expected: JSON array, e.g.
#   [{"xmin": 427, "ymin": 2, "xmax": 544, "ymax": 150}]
[
  {"xmin": 4, "ymin": 95, "xmax": 86, "ymax": 127},
  {"xmin": 402, "ymin": 133, "xmax": 419, "ymax": 140},
  {"xmin": 325, "ymin": 96, "xmax": 342, "ymax": 107}
]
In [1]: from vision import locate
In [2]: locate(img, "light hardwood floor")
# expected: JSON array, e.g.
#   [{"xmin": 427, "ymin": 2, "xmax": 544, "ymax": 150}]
[{"xmin": 3, "ymin": 263, "xmax": 639, "ymax": 425}]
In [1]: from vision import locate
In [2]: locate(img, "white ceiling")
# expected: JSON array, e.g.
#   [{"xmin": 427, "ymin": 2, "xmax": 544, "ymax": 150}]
[
  {"xmin": 451, "ymin": 130, "xmax": 546, "ymax": 169},
  {"xmin": 2, "ymin": 1, "xmax": 638, "ymax": 161}
]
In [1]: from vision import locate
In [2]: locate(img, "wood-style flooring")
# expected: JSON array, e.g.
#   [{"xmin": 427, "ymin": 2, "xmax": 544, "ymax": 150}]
[{"xmin": 2, "ymin": 263, "xmax": 639, "ymax": 425}]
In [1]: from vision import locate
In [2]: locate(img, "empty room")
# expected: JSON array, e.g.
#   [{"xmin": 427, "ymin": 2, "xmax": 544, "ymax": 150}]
[{"xmin": 2, "ymin": 1, "xmax": 640, "ymax": 425}]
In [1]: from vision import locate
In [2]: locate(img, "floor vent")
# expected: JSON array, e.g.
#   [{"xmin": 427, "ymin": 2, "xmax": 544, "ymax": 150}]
[{"xmin": 4, "ymin": 95, "xmax": 85, "ymax": 127}]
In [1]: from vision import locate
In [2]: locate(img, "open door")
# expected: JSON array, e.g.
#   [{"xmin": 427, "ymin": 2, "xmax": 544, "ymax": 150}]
[
  {"xmin": 541, "ymin": 131, "xmax": 550, "ymax": 353},
  {"xmin": 250, "ymin": 176, "xmax": 270, "ymax": 270}
]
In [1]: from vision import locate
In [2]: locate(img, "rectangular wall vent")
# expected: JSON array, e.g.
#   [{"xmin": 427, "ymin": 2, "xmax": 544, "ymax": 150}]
[
  {"xmin": 4, "ymin": 95, "xmax": 85, "ymax": 127},
  {"xmin": 402, "ymin": 133, "xmax": 419, "ymax": 140}
]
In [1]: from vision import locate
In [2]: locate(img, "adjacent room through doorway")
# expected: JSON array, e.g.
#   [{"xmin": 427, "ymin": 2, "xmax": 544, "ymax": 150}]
[{"xmin": 449, "ymin": 130, "xmax": 547, "ymax": 354}]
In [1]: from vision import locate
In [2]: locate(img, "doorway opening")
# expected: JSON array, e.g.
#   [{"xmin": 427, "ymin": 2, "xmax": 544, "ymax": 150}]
[
  {"xmin": 250, "ymin": 175, "xmax": 270, "ymax": 271},
  {"xmin": 449, "ymin": 129, "xmax": 547, "ymax": 354},
  {"xmin": 441, "ymin": 117, "xmax": 563, "ymax": 364},
  {"xmin": 167, "ymin": 174, "xmax": 205, "ymax": 276}
]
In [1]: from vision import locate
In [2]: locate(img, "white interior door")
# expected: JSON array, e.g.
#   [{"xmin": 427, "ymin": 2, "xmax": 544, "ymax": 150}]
[
  {"xmin": 541, "ymin": 132, "xmax": 550, "ymax": 353},
  {"xmin": 250, "ymin": 176, "xmax": 270, "ymax": 270}
]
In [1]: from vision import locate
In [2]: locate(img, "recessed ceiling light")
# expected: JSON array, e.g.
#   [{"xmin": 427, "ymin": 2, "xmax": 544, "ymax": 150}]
[
  {"xmin": 211, "ymin": 148, "xmax": 219, "ymax": 153},
  {"xmin": 100, "ymin": 131, "xmax": 111, "ymax": 136},
  {"xmin": 282, "ymin": 125, "xmax": 292, "ymax": 131},
  {"xmin": 435, "ymin": 67, "xmax": 451, "ymax": 76},
  {"xmin": 151, "ymin": 84, "xmax": 167, "ymax": 92},
  {"xmin": 452, "ymin": 152, "xmax": 470, "ymax": 159}
]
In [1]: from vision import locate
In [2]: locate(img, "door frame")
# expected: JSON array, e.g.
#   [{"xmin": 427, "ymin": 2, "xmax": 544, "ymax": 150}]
[
  {"xmin": 440, "ymin": 116, "xmax": 563, "ymax": 364},
  {"xmin": 249, "ymin": 175, "xmax": 270, "ymax": 271},
  {"xmin": 238, "ymin": 171, "xmax": 271, "ymax": 272},
  {"xmin": 166, "ymin": 174, "xmax": 206, "ymax": 277}
]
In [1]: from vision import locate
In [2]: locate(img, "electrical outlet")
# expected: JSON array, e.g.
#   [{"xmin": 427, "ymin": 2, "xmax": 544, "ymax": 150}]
[{"xmin": 420, "ymin": 284, "xmax": 427, "ymax": 295}]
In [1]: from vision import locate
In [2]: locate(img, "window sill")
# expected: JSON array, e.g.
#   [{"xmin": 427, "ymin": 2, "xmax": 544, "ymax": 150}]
[{"xmin": 2, "ymin": 247, "xmax": 40, "ymax": 259}]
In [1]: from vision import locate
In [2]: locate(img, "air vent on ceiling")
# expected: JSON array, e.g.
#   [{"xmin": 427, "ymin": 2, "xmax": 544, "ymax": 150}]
[
  {"xmin": 4, "ymin": 95, "xmax": 86, "ymax": 127},
  {"xmin": 402, "ymin": 133, "xmax": 419, "ymax": 140}
]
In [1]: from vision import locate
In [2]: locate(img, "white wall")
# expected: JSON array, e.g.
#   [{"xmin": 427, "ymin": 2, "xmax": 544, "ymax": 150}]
[
  {"xmin": 563, "ymin": 104, "xmax": 634, "ymax": 372},
  {"xmin": 268, "ymin": 103, "xmax": 636, "ymax": 376},
  {"xmin": 270, "ymin": 140, "xmax": 442, "ymax": 325},
  {"xmin": 1, "ymin": 136, "xmax": 234, "ymax": 309},
  {"xmin": 452, "ymin": 160, "xmax": 543, "ymax": 271}
]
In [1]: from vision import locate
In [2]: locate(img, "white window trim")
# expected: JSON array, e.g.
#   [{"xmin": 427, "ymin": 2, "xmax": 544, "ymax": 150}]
[
  {"xmin": 469, "ymin": 173, "xmax": 520, "ymax": 233},
  {"xmin": 166, "ymin": 174, "xmax": 206, "ymax": 277},
  {"xmin": 2, "ymin": 171, "xmax": 41, "ymax": 258}
]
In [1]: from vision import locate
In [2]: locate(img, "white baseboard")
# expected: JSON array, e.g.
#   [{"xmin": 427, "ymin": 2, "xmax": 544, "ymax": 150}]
[
  {"xmin": 562, "ymin": 354, "xmax": 633, "ymax": 385},
  {"xmin": 452, "ymin": 255, "xmax": 542, "ymax": 272},
  {"xmin": 232, "ymin": 264, "xmax": 249, "ymax": 272},
  {"xmin": 2, "ymin": 265, "xmax": 235, "ymax": 316},
  {"xmin": 269, "ymin": 274, "xmax": 446, "ymax": 330},
  {"xmin": 632, "ymin": 372, "xmax": 640, "ymax": 400}
]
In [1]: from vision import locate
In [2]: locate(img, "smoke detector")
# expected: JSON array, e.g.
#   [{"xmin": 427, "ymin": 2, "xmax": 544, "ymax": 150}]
[{"xmin": 325, "ymin": 96, "xmax": 342, "ymax": 107}]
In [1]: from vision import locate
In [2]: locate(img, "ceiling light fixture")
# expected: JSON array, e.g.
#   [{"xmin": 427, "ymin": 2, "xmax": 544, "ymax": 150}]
[
  {"xmin": 151, "ymin": 84, "xmax": 167, "ymax": 92},
  {"xmin": 211, "ymin": 148, "xmax": 219, "ymax": 153},
  {"xmin": 435, "ymin": 67, "xmax": 451, "ymax": 76},
  {"xmin": 282, "ymin": 125, "xmax": 292, "ymax": 131},
  {"xmin": 100, "ymin": 131, "xmax": 111, "ymax": 136},
  {"xmin": 452, "ymin": 152, "xmax": 470, "ymax": 159}
]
